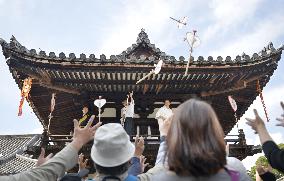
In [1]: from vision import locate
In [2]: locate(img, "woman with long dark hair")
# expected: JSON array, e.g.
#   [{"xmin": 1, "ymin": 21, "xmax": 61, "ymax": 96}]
[{"xmin": 151, "ymin": 99, "xmax": 250, "ymax": 181}]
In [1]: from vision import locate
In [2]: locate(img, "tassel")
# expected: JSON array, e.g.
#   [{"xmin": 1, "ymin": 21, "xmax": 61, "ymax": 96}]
[
  {"xmin": 18, "ymin": 97, "xmax": 25, "ymax": 116},
  {"xmin": 18, "ymin": 78, "xmax": 32, "ymax": 116},
  {"xmin": 256, "ymin": 80, "xmax": 269, "ymax": 122}
]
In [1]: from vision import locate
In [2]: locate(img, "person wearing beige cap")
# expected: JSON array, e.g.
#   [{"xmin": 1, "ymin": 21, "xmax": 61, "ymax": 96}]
[
  {"xmin": 91, "ymin": 123, "xmax": 140, "ymax": 181},
  {"xmin": 0, "ymin": 118, "xmax": 147, "ymax": 181}
]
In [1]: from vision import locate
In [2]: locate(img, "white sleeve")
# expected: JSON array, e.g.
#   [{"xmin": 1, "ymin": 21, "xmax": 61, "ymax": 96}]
[
  {"xmin": 155, "ymin": 108, "xmax": 161, "ymax": 119},
  {"xmin": 130, "ymin": 103, "xmax": 134, "ymax": 114},
  {"xmin": 131, "ymin": 98, "xmax": 134, "ymax": 105},
  {"xmin": 121, "ymin": 108, "xmax": 125, "ymax": 117}
]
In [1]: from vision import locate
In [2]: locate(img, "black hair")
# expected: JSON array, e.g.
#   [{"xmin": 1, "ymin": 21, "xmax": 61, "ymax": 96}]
[{"xmin": 94, "ymin": 161, "xmax": 130, "ymax": 176}]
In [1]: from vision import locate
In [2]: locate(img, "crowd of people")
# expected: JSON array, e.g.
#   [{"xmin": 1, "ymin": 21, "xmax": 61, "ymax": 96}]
[{"xmin": 1, "ymin": 99, "xmax": 284, "ymax": 181}]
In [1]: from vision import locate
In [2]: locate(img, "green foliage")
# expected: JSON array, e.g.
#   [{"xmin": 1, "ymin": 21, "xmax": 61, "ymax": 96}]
[
  {"xmin": 249, "ymin": 143, "xmax": 284, "ymax": 180},
  {"xmin": 278, "ymin": 143, "xmax": 284, "ymax": 149},
  {"xmin": 248, "ymin": 165, "xmax": 256, "ymax": 181}
]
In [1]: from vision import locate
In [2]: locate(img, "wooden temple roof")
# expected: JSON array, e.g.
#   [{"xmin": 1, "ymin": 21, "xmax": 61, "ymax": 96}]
[
  {"xmin": 0, "ymin": 134, "xmax": 40, "ymax": 175},
  {"xmin": 0, "ymin": 30, "xmax": 283, "ymax": 135}
]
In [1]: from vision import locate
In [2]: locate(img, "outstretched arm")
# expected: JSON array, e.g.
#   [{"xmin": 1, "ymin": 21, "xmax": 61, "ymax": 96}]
[
  {"xmin": 35, "ymin": 148, "xmax": 53, "ymax": 167},
  {"xmin": 129, "ymin": 91, "xmax": 134, "ymax": 104},
  {"xmin": 246, "ymin": 109, "xmax": 284, "ymax": 172},
  {"xmin": 155, "ymin": 117, "xmax": 171, "ymax": 165},
  {"xmin": 128, "ymin": 136, "xmax": 145, "ymax": 176},
  {"xmin": 245, "ymin": 109, "xmax": 273, "ymax": 144},
  {"xmin": 1, "ymin": 118, "xmax": 101, "ymax": 181},
  {"xmin": 257, "ymin": 164, "xmax": 276, "ymax": 181},
  {"xmin": 136, "ymin": 118, "xmax": 170, "ymax": 180}
]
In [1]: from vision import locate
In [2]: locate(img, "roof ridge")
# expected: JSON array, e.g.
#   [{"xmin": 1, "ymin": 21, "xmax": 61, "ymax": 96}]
[
  {"xmin": 0, "ymin": 135, "xmax": 41, "ymax": 162},
  {"xmin": 1, "ymin": 33, "xmax": 282, "ymax": 66},
  {"xmin": 15, "ymin": 154, "xmax": 37, "ymax": 163}
]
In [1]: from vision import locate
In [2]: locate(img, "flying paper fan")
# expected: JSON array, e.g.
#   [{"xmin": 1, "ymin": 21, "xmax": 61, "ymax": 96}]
[
  {"xmin": 170, "ymin": 16, "xmax": 188, "ymax": 29},
  {"xmin": 154, "ymin": 59, "xmax": 163, "ymax": 74},
  {"xmin": 228, "ymin": 96, "xmax": 237, "ymax": 112},
  {"xmin": 184, "ymin": 30, "xmax": 201, "ymax": 76},
  {"xmin": 185, "ymin": 32, "xmax": 201, "ymax": 48},
  {"xmin": 136, "ymin": 59, "xmax": 164, "ymax": 84}
]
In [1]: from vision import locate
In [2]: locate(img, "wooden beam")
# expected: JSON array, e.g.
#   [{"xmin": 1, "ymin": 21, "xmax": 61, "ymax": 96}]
[
  {"xmin": 200, "ymin": 82, "xmax": 247, "ymax": 97},
  {"xmin": 33, "ymin": 81, "xmax": 80, "ymax": 95}
]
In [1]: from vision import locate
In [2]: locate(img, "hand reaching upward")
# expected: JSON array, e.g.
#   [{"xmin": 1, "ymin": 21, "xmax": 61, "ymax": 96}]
[
  {"xmin": 245, "ymin": 109, "xmax": 273, "ymax": 145},
  {"xmin": 35, "ymin": 148, "xmax": 53, "ymax": 167},
  {"xmin": 129, "ymin": 91, "xmax": 133, "ymax": 98},
  {"xmin": 78, "ymin": 153, "xmax": 88, "ymax": 170},
  {"xmin": 139, "ymin": 155, "xmax": 149, "ymax": 173},
  {"xmin": 134, "ymin": 135, "xmax": 145, "ymax": 157},
  {"xmin": 71, "ymin": 117, "xmax": 102, "ymax": 151},
  {"xmin": 245, "ymin": 109, "xmax": 265, "ymax": 133}
]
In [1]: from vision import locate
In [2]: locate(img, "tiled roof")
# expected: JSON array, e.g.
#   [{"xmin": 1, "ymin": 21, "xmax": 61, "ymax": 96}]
[
  {"xmin": 0, "ymin": 134, "xmax": 41, "ymax": 175},
  {"xmin": 0, "ymin": 30, "xmax": 282, "ymax": 66},
  {"xmin": 0, "ymin": 135, "xmax": 39, "ymax": 160},
  {"xmin": 0, "ymin": 154, "xmax": 36, "ymax": 175}
]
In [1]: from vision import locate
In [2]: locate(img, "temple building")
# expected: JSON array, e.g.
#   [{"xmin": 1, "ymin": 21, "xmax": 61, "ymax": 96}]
[{"xmin": 0, "ymin": 29, "xmax": 282, "ymax": 173}]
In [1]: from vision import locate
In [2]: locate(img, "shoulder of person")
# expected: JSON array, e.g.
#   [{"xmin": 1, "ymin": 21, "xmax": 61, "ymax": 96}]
[
  {"xmin": 149, "ymin": 171, "xmax": 191, "ymax": 181},
  {"xmin": 226, "ymin": 157, "xmax": 252, "ymax": 181},
  {"xmin": 151, "ymin": 169, "xmax": 237, "ymax": 181},
  {"xmin": 226, "ymin": 157, "xmax": 247, "ymax": 173}
]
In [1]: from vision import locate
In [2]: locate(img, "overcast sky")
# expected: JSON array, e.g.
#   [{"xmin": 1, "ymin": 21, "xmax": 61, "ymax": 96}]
[{"xmin": 0, "ymin": 0, "xmax": 284, "ymax": 170}]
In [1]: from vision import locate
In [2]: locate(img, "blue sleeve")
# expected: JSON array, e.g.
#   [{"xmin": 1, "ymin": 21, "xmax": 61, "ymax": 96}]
[
  {"xmin": 155, "ymin": 141, "xmax": 167, "ymax": 165},
  {"xmin": 128, "ymin": 157, "xmax": 141, "ymax": 176}
]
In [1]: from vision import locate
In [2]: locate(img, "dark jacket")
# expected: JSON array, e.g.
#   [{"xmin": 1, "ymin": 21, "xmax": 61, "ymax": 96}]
[
  {"xmin": 259, "ymin": 171, "xmax": 276, "ymax": 181},
  {"xmin": 262, "ymin": 141, "xmax": 284, "ymax": 172},
  {"xmin": 79, "ymin": 113, "xmax": 97, "ymax": 127}
]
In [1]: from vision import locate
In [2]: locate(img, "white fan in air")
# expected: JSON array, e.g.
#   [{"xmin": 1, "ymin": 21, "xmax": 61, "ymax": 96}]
[
  {"xmin": 154, "ymin": 59, "xmax": 163, "ymax": 74},
  {"xmin": 185, "ymin": 31, "xmax": 201, "ymax": 48},
  {"xmin": 94, "ymin": 96, "xmax": 106, "ymax": 123},
  {"xmin": 184, "ymin": 30, "xmax": 201, "ymax": 76},
  {"xmin": 228, "ymin": 95, "xmax": 237, "ymax": 112},
  {"xmin": 136, "ymin": 59, "xmax": 164, "ymax": 84},
  {"xmin": 170, "ymin": 16, "xmax": 188, "ymax": 29}
]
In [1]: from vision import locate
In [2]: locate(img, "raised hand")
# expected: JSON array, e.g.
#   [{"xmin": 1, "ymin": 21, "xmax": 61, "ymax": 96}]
[
  {"xmin": 256, "ymin": 164, "xmax": 273, "ymax": 175},
  {"xmin": 256, "ymin": 165, "xmax": 266, "ymax": 175},
  {"xmin": 72, "ymin": 117, "xmax": 102, "ymax": 151},
  {"xmin": 276, "ymin": 101, "xmax": 284, "ymax": 127},
  {"xmin": 245, "ymin": 109, "xmax": 265, "ymax": 133},
  {"xmin": 158, "ymin": 116, "xmax": 172, "ymax": 136},
  {"xmin": 134, "ymin": 135, "xmax": 145, "ymax": 157},
  {"xmin": 35, "ymin": 148, "xmax": 53, "ymax": 167},
  {"xmin": 139, "ymin": 155, "xmax": 149, "ymax": 173},
  {"xmin": 129, "ymin": 91, "xmax": 134, "ymax": 97},
  {"xmin": 78, "ymin": 153, "xmax": 88, "ymax": 170}
]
